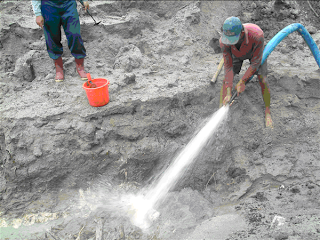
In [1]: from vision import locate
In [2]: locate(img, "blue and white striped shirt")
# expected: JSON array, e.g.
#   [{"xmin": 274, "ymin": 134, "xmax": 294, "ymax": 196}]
[
  {"xmin": 31, "ymin": 0, "xmax": 41, "ymax": 16},
  {"xmin": 31, "ymin": 0, "xmax": 88, "ymax": 17}
]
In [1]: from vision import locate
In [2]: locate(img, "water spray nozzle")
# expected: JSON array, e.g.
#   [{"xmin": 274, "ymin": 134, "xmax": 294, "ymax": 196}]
[{"xmin": 229, "ymin": 91, "xmax": 238, "ymax": 106}]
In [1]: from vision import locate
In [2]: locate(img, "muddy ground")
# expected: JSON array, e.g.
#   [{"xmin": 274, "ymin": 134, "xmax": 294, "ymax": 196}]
[{"xmin": 1, "ymin": 0, "xmax": 320, "ymax": 239}]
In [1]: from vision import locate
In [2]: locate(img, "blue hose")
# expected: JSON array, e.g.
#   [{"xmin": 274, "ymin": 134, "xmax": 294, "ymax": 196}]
[
  {"xmin": 230, "ymin": 23, "xmax": 320, "ymax": 104},
  {"xmin": 262, "ymin": 23, "xmax": 320, "ymax": 67}
]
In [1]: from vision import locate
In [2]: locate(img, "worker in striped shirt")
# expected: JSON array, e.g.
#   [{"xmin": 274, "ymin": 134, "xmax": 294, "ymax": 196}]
[{"xmin": 31, "ymin": 0, "xmax": 89, "ymax": 82}]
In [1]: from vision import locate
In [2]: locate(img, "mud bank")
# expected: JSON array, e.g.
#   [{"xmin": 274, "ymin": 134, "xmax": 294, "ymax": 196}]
[{"xmin": 1, "ymin": 1, "xmax": 320, "ymax": 239}]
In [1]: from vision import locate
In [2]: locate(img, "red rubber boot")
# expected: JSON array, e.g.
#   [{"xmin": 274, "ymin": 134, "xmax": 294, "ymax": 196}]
[
  {"xmin": 54, "ymin": 57, "xmax": 64, "ymax": 82},
  {"xmin": 75, "ymin": 58, "xmax": 88, "ymax": 80}
]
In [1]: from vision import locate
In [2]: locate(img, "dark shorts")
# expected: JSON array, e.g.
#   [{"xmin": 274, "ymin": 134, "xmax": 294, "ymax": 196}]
[{"xmin": 233, "ymin": 57, "xmax": 267, "ymax": 76}]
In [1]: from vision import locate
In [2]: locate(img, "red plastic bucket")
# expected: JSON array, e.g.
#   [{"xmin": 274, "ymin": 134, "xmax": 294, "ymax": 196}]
[{"xmin": 82, "ymin": 73, "xmax": 110, "ymax": 107}]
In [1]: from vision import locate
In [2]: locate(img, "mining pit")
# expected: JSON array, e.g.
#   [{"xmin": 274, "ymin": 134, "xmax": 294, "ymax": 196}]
[{"xmin": 1, "ymin": 1, "xmax": 320, "ymax": 239}]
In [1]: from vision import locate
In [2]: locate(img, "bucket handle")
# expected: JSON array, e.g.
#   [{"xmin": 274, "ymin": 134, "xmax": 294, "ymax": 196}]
[
  {"xmin": 86, "ymin": 73, "xmax": 93, "ymax": 86},
  {"xmin": 86, "ymin": 73, "xmax": 97, "ymax": 88}
]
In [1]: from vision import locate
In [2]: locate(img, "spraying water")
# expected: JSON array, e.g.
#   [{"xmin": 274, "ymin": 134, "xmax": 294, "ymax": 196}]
[{"xmin": 130, "ymin": 105, "xmax": 229, "ymax": 229}]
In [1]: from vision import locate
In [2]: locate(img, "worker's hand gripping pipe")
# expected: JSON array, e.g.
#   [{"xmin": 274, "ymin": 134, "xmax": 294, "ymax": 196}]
[
  {"xmin": 228, "ymin": 91, "xmax": 238, "ymax": 107},
  {"xmin": 228, "ymin": 80, "xmax": 250, "ymax": 107}
]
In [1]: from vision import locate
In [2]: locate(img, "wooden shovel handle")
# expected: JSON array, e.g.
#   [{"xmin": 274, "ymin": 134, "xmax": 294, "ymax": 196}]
[{"xmin": 211, "ymin": 58, "xmax": 224, "ymax": 83}]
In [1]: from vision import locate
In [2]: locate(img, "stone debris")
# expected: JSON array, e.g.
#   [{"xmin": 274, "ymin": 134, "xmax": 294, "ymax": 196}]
[
  {"xmin": 13, "ymin": 50, "xmax": 36, "ymax": 82},
  {"xmin": 113, "ymin": 44, "xmax": 143, "ymax": 72},
  {"xmin": 271, "ymin": 215, "xmax": 286, "ymax": 228},
  {"xmin": 123, "ymin": 73, "xmax": 136, "ymax": 85}
]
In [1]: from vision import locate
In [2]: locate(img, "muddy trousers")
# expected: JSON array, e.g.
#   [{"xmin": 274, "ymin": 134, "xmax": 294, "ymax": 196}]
[{"xmin": 41, "ymin": 0, "xmax": 86, "ymax": 60}]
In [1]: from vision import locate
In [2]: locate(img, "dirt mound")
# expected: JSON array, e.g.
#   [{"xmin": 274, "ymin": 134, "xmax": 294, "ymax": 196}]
[{"xmin": 1, "ymin": 1, "xmax": 320, "ymax": 239}]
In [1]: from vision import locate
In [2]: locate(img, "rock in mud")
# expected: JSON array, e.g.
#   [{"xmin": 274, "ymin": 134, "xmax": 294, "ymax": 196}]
[
  {"xmin": 306, "ymin": 25, "xmax": 317, "ymax": 34},
  {"xmin": 184, "ymin": 3, "xmax": 201, "ymax": 25},
  {"xmin": 113, "ymin": 44, "xmax": 143, "ymax": 72},
  {"xmin": 272, "ymin": 231, "xmax": 289, "ymax": 240},
  {"xmin": 13, "ymin": 50, "xmax": 36, "ymax": 82},
  {"xmin": 123, "ymin": 73, "xmax": 136, "ymax": 85},
  {"xmin": 271, "ymin": 215, "xmax": 286, "ymax": 228},
  {"xmin": 251, "ymin": 192, "xmax": 268, "ymax": 202}
]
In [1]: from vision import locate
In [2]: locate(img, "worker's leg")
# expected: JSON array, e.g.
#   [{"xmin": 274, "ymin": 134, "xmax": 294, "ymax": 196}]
[
  {"xmin": 61, "ymin": 0, "xmax": 86, "ymax": 59},
  {"xmin": 41, "ymin": 0, "xmax": 63, "ymax": 59},
  {"xmin": 219, "ymin": 84, "xmax": 226, "ymax": 108},
  {"xmin": 258, "ymin": 74, "xmax": 270, "ymax": 107},
  {"xmin": 257, "ymin": 60, "xmax": 273, "ymax": 128},
  {"xmin": 60, "ymin": 0, "xmax": 87, "ymax": 80}
]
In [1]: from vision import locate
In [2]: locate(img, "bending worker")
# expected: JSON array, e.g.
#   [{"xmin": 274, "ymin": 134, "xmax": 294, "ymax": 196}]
[
  {"xmin": 219, "ymin": 16, "xmax": 273, "ymax": 128},
  {"xmin": 31, "ymin": 0, "xmax": 89, "ymax": 82}
]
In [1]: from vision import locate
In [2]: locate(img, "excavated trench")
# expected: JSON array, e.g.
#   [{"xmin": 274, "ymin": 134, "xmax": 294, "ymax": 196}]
[{"xmin": 1, "ymin": 1, "xmax": 320, "ymax": 239}]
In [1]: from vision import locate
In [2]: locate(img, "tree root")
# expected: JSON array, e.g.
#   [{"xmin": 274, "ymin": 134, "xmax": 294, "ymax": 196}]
[
  {"xmin": 75, "ymin": 225, "xmax": 85, "ymax": 240},
  {"xmin": 307, "ymin": 0, "xmax": 319, "ymax": 18}
]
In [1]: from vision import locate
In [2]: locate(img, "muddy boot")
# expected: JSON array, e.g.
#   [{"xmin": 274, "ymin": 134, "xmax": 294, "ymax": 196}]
[
  {"xmin": 54, "ymin": 57, "xmax": 64, "ymax": 82},
  {"xmin": 75, "ymin": 58, "xmax": 88, "ymax": 80}
]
